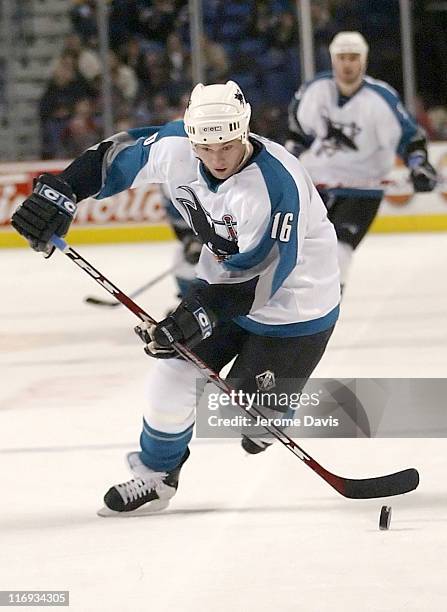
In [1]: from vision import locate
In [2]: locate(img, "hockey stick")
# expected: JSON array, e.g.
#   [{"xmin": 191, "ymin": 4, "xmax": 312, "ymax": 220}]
[
  {"xmin": 85, "ymin": 264, "xmax": 177, "ymax": 307},
  {"xmin": 50, "ymin": 235, "xmax": 419, "ymax": 499}
]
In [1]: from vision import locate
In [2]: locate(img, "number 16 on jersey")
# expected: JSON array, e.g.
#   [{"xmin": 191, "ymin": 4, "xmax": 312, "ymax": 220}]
[{"xmin": 271, "ymin": 212, "xmax": 294, "ymax": 242}]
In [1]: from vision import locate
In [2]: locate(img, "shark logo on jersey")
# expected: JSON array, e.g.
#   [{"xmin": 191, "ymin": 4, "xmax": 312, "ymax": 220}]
[
  {"xmin": 317, "ymin": 114, "xmax": 361, "ymax": 157},
  {"xmin": 176, "ymin": 186, "xmax": 239, "ymax": 259}
]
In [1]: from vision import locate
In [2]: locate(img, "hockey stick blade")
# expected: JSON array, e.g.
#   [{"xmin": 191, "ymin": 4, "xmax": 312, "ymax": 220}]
[
  {"xmin": 85, "ymin": 296, "xmax": 121, "ymax": 307},
  {"xmin": 337, "ymin": 467, "xmax": 419, "ymax": 499},
  {"xmin": 50, "ymin": 235, "xmax": 420, "ymax": 500}
]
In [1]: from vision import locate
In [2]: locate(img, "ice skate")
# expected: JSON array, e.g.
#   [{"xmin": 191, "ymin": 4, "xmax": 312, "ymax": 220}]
[{"xmin": 97, "ymin": 449, "xmax": 190, "ymax": 517}]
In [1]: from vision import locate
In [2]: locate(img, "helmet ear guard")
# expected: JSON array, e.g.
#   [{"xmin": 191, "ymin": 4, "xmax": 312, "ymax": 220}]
[{"xmin": 184, "ymin": 81, "xmax": 251, "ymax": 145}]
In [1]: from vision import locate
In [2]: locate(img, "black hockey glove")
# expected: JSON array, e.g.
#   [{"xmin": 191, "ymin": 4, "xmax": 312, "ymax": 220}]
[
  {"xmin": 182, "ymin": 234, "xmax": 202, "ymax": 265},
  {"xmin": 134, "ymin": 298, "xmax": 216, "ymax": 359},
  {"xmin": 11, "ymin": 173, "xmax": 77, "ymax": 255},
  {"xmin": 408, "ymin": 152, "xmax": 437, "ymax": 192}
]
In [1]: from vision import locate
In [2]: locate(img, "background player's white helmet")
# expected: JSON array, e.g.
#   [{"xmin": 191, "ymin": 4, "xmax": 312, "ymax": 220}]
[
  {"xmin": 184, "ymin": 80, "xmax": 251, "ymax": 145},
  {"xmin": 329, "ymin": 31, "xmax": 369, "ymax": 66}
]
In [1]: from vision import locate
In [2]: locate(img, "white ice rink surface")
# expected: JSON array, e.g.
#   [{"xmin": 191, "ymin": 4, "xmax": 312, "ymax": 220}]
[{"xmin": 1, "ymin": 233, "xmax": 447, "ymax": 612}]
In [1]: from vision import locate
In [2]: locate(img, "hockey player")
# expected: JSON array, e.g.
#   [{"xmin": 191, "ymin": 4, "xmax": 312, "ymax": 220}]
[
  {"xmin": 11, "ymin": 81, "xmax": 340, "ymax": 514},
  {"xmin": 287, "ymin": 31, "xmax": 437, "ymax": 292}
]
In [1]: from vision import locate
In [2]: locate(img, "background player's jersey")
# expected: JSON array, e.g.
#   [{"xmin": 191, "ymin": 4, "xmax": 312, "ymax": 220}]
[
  {"xmin": 64, "ymin": 120, "xmax": 340, "ymax": 336},
  {"xmin": 288, "ymin": 72, "xmax": 418, "ymax": 192}
]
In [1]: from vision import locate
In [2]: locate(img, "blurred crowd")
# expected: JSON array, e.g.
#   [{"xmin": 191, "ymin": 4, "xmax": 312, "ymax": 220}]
[{"xmin": 39, "ymin": 0, "xmax": 447, "ymax": 159}]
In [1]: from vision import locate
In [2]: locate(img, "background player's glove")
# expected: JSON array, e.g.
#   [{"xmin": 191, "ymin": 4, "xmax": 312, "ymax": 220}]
[
  {"xmin": 11, "ymin": 173, "xmax": 77, "ymax": 255},
  {"xmin": 135, "ymin": 298, "xmax": 216, "ymax": 359},
  {"xmin": 182, "ymin": 234, "xmax": 202, "ymax": 265},
  {"xmin": 407, "ymin": 152, "xmax": 437, "ymax": 192}
]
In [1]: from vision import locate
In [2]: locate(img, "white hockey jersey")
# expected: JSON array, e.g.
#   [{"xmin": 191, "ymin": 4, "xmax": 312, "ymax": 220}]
[
  {"xmin": 87, "ymin": 121, "xmax": 340, "ymax": 336},
  {"xmin": 289, "ymin": 72, "xmax": 418, "ymax": 194}
]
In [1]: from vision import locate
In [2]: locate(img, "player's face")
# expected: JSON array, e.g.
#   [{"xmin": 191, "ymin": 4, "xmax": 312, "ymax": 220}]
[
  {"xmin": 194, "ymin": 139, "xmax": 246, "ymax": 179},
  {"xmin": 332, "ymin": 53, "xmax": 363, "ymax": 85}
]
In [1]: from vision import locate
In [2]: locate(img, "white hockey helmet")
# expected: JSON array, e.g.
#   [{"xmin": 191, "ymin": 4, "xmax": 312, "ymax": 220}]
[
  {"xmin": 184, "ymin": 80, "xmax": 251, "ymax": 145},
  {"xmin": 329, "ymin": 31, "xmax": 369, "ymax": 65}
]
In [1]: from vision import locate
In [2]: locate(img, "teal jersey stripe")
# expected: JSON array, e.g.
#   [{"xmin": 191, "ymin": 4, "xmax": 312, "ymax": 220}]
[
  {"xmin": 363, "ymin": 80, "xmax": 417, "ymax": 158},
  {"xmin": 234, "ymin": 305, "xmax": 339, "ymax": 337},
  {"xmin": 97, "ymin": 135, "xmax": 152, "ymax": 198},
  {"xmin": 224, "ymin": 148, "xmax": 299, "ymax": 297},
  {"xmin": 97, "ymin": 120, "xmax": 188, "ymax": 199}
]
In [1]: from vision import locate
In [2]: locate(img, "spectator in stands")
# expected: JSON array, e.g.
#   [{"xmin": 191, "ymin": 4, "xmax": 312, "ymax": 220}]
[
  {"xmin": 108, "ymin": 50, "xmax": 138, "ymax": 103},
  {"xmin": 149, "ymin": 92, "xmax": 176, "ymax": 124},
  {"xmin": 58, "ymin": 33, "xmax": 83, "ymax": 63},
  {"xmin": 70, "ymin": 0, "xmax": 97, "ymax": 43},
  {"xmin": 134, "ymin": 48, "xmax": 182, "ymax": 107},
  {"xmin": 40, "ymin": 61, "xmax": 96, "ymax": 159},
  {"xmin": 251, "ymin": 103, "xmax": 288, "ymax": 142},
  {"xmin": 201, "ymin": 35, "xmax": 230, "ymax": 83},
  {"xmin": 166, "ymin": 32, "xmax": 189, "ymax": 86},
  {"xmin": 120, "ymin": 37, "xmax": 146, "ymax": 76},
  {"xmin": 108, "ymin": 0, "xmax": 139, "ymax": 50},
  {"xmin": 78, "ymin": 36, "xmax": 102, "ymax": 81},
  {"xmin": 266, "ymin": 11, "xmax": 298, "ymax": 51},
  {"xmin": 251, "ymin": 0, "xmax": 277, "ymax": 39},
  {"xmin": 133, "ymin": 48, "xmax": 165, "ymax": 88},
  {"xmin": 203, "ymin": 0, "xmax": 256, "ymax": 47},
  {"xmin": 61, "ymin": 98, "xmax": 101, "ymax": 157},
  {"xmin": 134, "ymin": 0, "xmax": 179, "ymax": 44}
]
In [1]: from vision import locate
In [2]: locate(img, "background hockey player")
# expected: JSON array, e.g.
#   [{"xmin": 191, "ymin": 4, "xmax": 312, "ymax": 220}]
[
  {"xmin": 11, "ymin": 81, "xmax": 340, "ymax": 515},
  {"xmin": 286, "ymin": 31, "xmax": 437, "ymax": 293}
]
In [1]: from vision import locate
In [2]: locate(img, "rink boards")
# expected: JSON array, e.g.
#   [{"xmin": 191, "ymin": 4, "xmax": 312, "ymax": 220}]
[{"xmin": 1, "ymin": 143, "xmax": 447, "ymax": 247}]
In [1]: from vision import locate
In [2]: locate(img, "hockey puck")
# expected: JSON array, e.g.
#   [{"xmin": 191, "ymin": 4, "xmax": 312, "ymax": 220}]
[{"xmin": 379, "ymin": 505, "xmax": 392, "ymax": 530}]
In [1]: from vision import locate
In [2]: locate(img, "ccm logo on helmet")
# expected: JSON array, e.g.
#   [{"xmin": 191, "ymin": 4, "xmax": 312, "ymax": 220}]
[
  {"xmin": 36, "ymin": 184, "xmax": 77, "ymax": 215},
  {"xmin": 193, "ymin": 307, "xmax": 213, "ymax": 339},
  {"xmin": 202, "ymin": 126, "xmax": 223, "ymax": 132}
]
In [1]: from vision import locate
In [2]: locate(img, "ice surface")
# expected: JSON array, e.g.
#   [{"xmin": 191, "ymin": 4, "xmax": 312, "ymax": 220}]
[{"xmin": 1, "ymin": 234, "xmax": 447, "ymax": 611}]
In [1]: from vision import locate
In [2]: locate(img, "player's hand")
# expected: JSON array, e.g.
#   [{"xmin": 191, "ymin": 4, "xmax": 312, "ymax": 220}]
[
  {"xmin": 11, "ymin": 173, "xmax": 77, "ymax": 254},
  {"xmin": 134, "ymin": 299, "xmax": 216, "ymax": 359},
  {"xmin": 408, "ymin": 154, "xmax": 437, "ymax": 192},
  {"xmin": 182, "ymin": 234, "xmax": 202, "ymax": 265},
  {"xmin": 134, "ymin": 321, "xmax": 177, "ymax": 358}
]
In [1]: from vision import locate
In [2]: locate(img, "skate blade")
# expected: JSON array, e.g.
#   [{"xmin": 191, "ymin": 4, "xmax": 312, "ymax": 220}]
[{"xmin": 97, "ymin": 499, "xmax": 170, "ymax": 517}]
